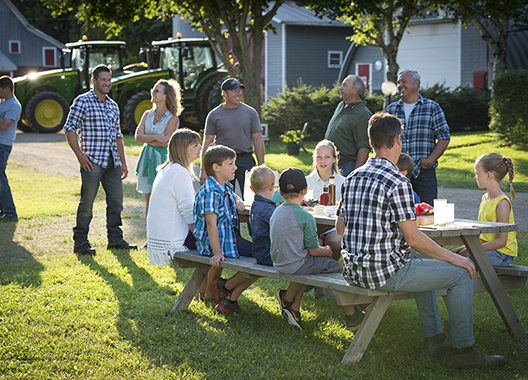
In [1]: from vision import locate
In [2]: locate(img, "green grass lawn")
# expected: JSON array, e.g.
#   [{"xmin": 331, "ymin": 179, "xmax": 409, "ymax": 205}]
[
  {"xmin": 125, "ymin": 131, "xmax": 528, "ymax": 193},
  {"xmin": 1, "ymin": 131, "xmax": 527, "ymax": 378}
]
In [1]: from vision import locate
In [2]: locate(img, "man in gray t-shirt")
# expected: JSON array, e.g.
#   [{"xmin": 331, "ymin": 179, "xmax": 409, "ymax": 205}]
[{"xmin": 200, "ymin": 78, "xmax": 265, "ymax": 197}]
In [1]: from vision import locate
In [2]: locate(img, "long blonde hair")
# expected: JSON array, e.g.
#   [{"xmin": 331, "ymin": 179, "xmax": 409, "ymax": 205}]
[
  {"xmin": 158, "ymin": 128, "xmax": 200, "ymax": 172},
  {"xmin": 476, "ymin": 152, "xmax": 515, "ymax": 201},
  {"xmin": 312, "ymin": 139, "xmax": 341, "ymax": 175},
  {"xmin": 156, "ymin": 79, "xmax": 183, "ymax": 116}
]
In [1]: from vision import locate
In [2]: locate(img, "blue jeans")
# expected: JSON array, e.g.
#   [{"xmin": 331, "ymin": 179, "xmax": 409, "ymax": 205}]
[
  {"xmin": 73, "ymin": 160, "xmax": 124, "ymax": 247},
  {"xmin": 231, "ymin": 154, "xmax": 256, "ymax": 200},
  {"xmin": 0, "ymin": 143, "xmax": 17, "ymax": 217},
  {"xmin": 485, "ymin": 250, "xmax": 513, "ymax": 267},
  {"xmin": 378, "ymin": 255, "xmax": 474, "ymax": 348},
  {"xmin": 339, "ymin": 160, "xmax": 356, "ymax": 177},
  {"xmin": 411, "ymin": 166, "xmax": 437, "ymax": 206}
]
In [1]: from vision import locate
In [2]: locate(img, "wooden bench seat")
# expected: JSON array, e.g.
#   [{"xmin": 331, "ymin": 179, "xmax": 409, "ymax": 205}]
[{"xmin": 171, "ymin": 249, "xmax": 527, "ymax": 364}]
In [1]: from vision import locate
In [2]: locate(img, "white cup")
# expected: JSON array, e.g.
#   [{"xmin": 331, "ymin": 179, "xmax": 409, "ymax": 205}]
[
  {"xmin": 434, "ymin": 199, "xmax": 447, "ymax": 226},
  {"xmin": 446, "ymin": 203, "xmax": 455, "ymax": 225}
]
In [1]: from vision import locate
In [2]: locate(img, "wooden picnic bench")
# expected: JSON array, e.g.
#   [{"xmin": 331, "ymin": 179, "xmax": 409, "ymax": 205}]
[{"xmin": 171, "ymin": 247, "xmax": 528, "ymax": 365}]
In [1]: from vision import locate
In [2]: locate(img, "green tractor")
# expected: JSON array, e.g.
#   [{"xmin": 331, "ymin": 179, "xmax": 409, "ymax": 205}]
[
  {"xmin": 13, "ymin": 38, "xmax": 133, "ymax": 133},
  {"xmin": 112, "ymin": 37, "xmax": 228, "ymax": 133}
]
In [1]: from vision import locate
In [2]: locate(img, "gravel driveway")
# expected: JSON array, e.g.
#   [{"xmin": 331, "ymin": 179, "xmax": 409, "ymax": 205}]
[{"xmin": 10, "ymin": 131, "xmax": 528, "ymax": 231}]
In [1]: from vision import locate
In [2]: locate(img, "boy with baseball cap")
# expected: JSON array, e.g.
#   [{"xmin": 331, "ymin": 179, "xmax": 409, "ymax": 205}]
[{"xmin": 270, "ymin": 168, "xmax": 343, "ymax": 329}]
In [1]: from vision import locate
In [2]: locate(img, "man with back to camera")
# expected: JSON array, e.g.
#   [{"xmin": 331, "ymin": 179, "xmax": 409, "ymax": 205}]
[
  {"xmin": 200, "ymin": 78, "xmax": 265, "ymax": 197},
  {"xmin": 325, "ymin": 75, "xmax": 372, "ymax": 176},
  {"xmin": 336, "ymin": 111, "xmax": 506, "ymax": 369},
  {"xmin": 64, "ymin": 64, "xmax": 137, "ymax": 256},
  {"xmin": 386, "ymin": 69, "xmax": 450, "ymax": 205},
  {"xmin": 0, "ymin": 76, "xmax": 22, "ymax": 222}
]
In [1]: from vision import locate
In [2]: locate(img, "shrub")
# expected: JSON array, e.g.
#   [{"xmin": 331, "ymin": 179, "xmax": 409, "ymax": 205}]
[
  {"xmin": 489, "ymin": 69, "xmax": 528, "ymax": 145},
  {"xmin": 262, "ymin": 81, "xmax": 385, "ymax": 141},
  {"xmin": 420, "ymin": 83, "xmax": 491, "ymax": 132}
]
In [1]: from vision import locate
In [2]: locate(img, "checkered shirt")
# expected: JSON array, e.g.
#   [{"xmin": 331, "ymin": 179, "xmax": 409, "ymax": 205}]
[
  {"xmin": 193, "ymin": 176, "xmax": 240, "ymax": 258},
  {"xmin": 337, "ymin": 158, "xmax": 416, "ymax": 289},
  {"xmin": 63, "ymin": 91, "xmax": 123, "ymax": 168},
  {"xmin": 386, "ymin": 95, "xmax": 450, "ymax": 178}
]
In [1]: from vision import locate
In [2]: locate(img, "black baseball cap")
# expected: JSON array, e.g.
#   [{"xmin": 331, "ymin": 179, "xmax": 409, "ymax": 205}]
[
  {"xmin": 279, "ymin": 168, "xmax": 307, "ymax": 194},
  {"xmin": 221, "ymin": 78, "xmax": 245, "ymax": 91}
]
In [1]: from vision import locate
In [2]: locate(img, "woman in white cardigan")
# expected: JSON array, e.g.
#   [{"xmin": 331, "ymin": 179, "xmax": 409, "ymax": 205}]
[{"xmin": 147, "ymin": 128, "xmax": 202, "ymax": 266}]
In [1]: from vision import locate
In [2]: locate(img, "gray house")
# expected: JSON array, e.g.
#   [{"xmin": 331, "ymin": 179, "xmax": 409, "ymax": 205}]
[
  {"xmin": 0, "ymin": 0, "xmax": 64, "ymax": 77},
  {"xmin": 265, "ymin": 3, "xmax": 353, "ymax": 100},
  {"xmin": 340, "ymin": 16, "xmax": 528, "ymax": 93}
]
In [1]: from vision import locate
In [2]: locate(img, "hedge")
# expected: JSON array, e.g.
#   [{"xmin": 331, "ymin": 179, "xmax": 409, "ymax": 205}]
[{"xmin": 489, "ymin": 69, "xmax": 528, "ymax": 145}]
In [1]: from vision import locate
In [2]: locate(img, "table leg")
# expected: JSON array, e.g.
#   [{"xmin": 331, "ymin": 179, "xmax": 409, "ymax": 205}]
[
  {"xmin": 172, "ymin": 264, "xmax": 209, "ymax": 312},
  {"xmin": 462, "ymin": 235, "xmax": 526, "ymax": 337},
  {"xmin": 341, "ymin": 295, "xmax": 394, "ymax": 365}
]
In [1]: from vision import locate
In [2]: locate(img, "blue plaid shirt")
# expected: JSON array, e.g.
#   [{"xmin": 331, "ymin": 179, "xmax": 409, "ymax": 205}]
[
  {"xmin": 386, "ymin": 95, "xmax": 450, "ymax": 178},
  {"xmin": 337, "ymin": 158, "xmax": 415, "ymax": 289},
  {"xmin": 193, "ymin": 176, "xmax": 240, "ymax": 258},
  {"xmin": 64, "ymin": 90, "xmax": 123, "ymax": 168}
]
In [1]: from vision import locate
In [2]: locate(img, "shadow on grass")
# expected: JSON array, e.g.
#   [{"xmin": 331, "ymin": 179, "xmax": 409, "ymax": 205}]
[{"xmin": 0, "ymin": 220, "xmax": 45, "ymax": 287}]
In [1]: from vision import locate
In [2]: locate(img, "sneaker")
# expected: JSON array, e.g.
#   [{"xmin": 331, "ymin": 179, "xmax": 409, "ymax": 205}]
[
  {"xmin": 345, "ymin": 306, "xmax": 365, "ymax": 331},
  {"xmin": 212, "ymin": 276, "xmax": 231, "ymax": 303},
  {"xmin": 423, "ymin": 333, "xmax": 450, "ymax": 358},
  {"xmin": 215, "ymin": 297, "xmax": 242, "ymax": 314},
  {"xmin": 446, "ymin": 345, "xmax": 507, "ymax": 369},
  {"xmin": 276, "ymin": 289, "xmax": 303, "ymax": 330}
]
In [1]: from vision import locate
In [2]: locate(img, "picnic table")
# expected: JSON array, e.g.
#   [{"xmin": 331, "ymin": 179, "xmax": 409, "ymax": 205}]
[{"xmin": 171, "ymin": 208, "xmax": 526, "ymax": 364}]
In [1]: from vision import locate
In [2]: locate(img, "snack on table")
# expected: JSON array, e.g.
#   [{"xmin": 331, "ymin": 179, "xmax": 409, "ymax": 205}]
[{"xmin": 415, "ymin": 202, "xmax": 434, "ymax": 225}]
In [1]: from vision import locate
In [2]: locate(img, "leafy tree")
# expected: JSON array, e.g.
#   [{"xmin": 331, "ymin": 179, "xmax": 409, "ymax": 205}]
[
  {"xmin": 301, "ymin": 0, "xmax": 432, "ymax": 83},
  {"xmin": 41, "ymin": 0, "xmax": 287, "ymax": 113},
  {"xmin": 437, "ymin": 0, "xmax": 528, "ymax": 83}
]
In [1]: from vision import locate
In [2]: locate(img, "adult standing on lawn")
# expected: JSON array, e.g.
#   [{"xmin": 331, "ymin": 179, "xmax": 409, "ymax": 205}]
[
  {"xmin": 200, "ymin": 78, "xmax": 265, "ymax": 197},
  {"xmin": 386, "ymin": 69, "xmax": 450, "ymax": 205},
  {"xmin": 0, "ymin": 76, "xmax": 21, "ymax": 222},
  {"xmin": 64, "ymin": 64, "xmax": 137, "ymax": 256},
  {"xmin": 336, "ymin": 112, "xmax": 506, "ymax": 369},
  {"xmin": 324, "ymin": 75, "xmax": 372, "ymax": 176}
]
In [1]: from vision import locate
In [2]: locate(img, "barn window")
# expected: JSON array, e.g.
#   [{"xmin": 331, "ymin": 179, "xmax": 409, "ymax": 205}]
[
  {"xmin": 9, "ymin": 41, "xmax": 21, "ymax": 54},
  {"xmin": 43, "ymin": 47, "xmax": 57, "ymax": 67},
  {"xmin": 328, "ymin": 51, "xmax": 342, "ymax": 69}
]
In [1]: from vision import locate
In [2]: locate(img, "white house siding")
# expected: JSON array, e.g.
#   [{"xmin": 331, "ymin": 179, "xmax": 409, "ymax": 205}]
[{"xmin": 397, "ymin": 21, "xmax": 461, "ymax": 89}]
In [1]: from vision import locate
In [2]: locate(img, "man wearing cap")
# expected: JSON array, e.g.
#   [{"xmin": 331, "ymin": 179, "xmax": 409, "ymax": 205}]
[{"xmin": 200, "ymin": 78, "xmax": 265, "ymax": 196}]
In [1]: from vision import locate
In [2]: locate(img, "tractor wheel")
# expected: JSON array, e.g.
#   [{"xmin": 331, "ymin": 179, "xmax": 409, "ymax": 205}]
[
  {"xmin": 195, "ymin": 73, "xmax": 227, "ymax": 127},
  {"xmin": 25, "ymin": 92, "xmax": 69, "ymax": 133},
  {"xmin": 123, "ymin": 91, "xmax": 151, "ymax": 134},
  {"xmin": 17, "ymin": 120, "xmax": 33, "ymax": 133}
]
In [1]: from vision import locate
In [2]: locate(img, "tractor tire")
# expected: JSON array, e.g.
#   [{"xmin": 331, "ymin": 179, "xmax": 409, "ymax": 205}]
[
  {"xmin": 123, "ymin": 91, "xmax": 151, "ymax": 134},
  {"xmin": 17, "ymin": 120, "xmax": 33, "ymax": 133},
  {"xmin": 25, "ymin": 92, "xmax": 69, "ymax": 133},
  {"xmin": 195, "ymin": 73, "xmax": 227, "ymax": 127}
]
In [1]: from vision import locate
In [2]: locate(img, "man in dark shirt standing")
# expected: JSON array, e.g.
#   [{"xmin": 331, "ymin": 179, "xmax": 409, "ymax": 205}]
[{"xmin": 64, "ymin": 65, "xmax": 137, "ymax": 255}]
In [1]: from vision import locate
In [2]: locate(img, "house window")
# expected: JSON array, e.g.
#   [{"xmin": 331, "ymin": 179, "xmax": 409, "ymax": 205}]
[
  {"xmin": 328, "ymin": 51, "xmax": 343, "ymax": 68},
  {"xmin": 9, "ymin": 41, "xmax": 20, "ymax": 54},
  {"xmin": 43, "ymin": 47, "xmax": 57, "ymax": 67}
]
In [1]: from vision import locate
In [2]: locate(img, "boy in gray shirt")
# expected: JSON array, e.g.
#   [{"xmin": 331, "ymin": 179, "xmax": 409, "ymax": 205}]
[{"xmin": 270, "ymin": 168, "xmax": 342, "ymax": 329}]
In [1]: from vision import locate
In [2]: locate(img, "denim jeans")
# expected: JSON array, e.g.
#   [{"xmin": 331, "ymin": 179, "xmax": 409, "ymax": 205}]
[
  {"xmin": 339, "ymin": 160, "xmax": 356, "ymax": 177},
  {"xmin": 73, "ymin": 160, "xmax": 124, "ymax": 247},
  {"xmin": 411, "ymin": 166, "xmax": 437, "ymax": 206},
  {"xmin": 0, "ymin": 143, "xmax": 17, "ymax": 217},
  {"xmin": 230, "ymin": 154, "xmax": 256, "ymax": 200},
  {"xmin": 485, "ymin": 250, "xmax": 513, "ymax": 267},
  {"xmin": 378, "ymin": 255, "xmax": 475, "ymax": 348}
]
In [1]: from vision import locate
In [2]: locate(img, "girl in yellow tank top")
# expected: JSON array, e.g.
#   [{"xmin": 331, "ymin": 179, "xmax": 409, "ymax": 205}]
[{"xmin": 454, "ymin": 153, "xmax": 517, "ymax": 267}]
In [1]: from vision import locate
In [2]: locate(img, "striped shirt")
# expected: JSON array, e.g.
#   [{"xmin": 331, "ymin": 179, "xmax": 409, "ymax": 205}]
[
  {"xmin": 63, "ymin": 90, "xmax": 123, "ymax": 168},
  {"xmin": 337, "ymin": 157, "xmax": 416, "ymax": 289},
  {"xmin": 194, "ymin": 176, "xmax": 240, "ymax": 258},
  {"xmin": 386, "ymin": 95, "xmax": 450, "ymax": 178}
]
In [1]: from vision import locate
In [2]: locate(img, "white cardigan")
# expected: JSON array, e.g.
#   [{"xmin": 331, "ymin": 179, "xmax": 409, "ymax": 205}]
[{"xmin": 147, "ymin": 163, "xmax": 195, "ymax": 266}]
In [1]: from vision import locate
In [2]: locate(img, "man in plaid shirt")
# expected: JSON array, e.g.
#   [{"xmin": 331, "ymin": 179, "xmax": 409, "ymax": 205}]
[
  {"xmin": 386, "ymin": 69, "xmax": 450, "ymax": 205},
  {"xmin": 64, "ymin": 65, "xmax": 137, "ymax": 256},
  {"xmin": 335, "ymin": 112, "xmax": 506, "ymax": 369}
]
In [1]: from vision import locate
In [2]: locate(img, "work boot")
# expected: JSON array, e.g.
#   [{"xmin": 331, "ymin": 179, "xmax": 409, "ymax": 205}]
[
  {"xmin": 446, "ymin": 345, "xmax": 506, "ymax": 369},
  {"xmin": 423, "ymin": 332, "xmax": 450, "ymax": 358}
]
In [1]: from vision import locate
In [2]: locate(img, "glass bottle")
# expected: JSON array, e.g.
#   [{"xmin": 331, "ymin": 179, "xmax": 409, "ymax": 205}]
[
  {"xmin": 319, "ymin": 186, "xmax": 331, "ymax": 206},
  {"xmin": 328, "ymin": 176, "xmax": 336, "ymax": 205}
]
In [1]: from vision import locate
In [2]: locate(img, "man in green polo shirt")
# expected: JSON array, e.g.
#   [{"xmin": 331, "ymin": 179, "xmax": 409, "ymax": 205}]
[{"xmin": 325, "ymin": 75, "xmax": 372, "ymax": 176}]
